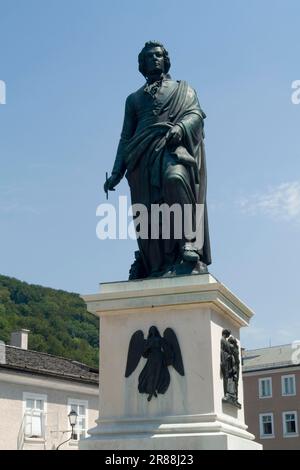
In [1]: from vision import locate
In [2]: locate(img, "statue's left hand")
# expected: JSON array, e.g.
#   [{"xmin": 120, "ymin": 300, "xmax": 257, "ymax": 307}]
[{"xmin": 166, "ymin": 125, "xmax": 183, "ymax": 150}]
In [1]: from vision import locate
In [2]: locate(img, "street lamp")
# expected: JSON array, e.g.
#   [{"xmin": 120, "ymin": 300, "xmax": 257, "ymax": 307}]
[
  {"xmin": 68, "ymin": 410, "xmax": 78, "ymax": 440},
  {"xmin": 56, "ymin": 410, "xmax": 78, "ymax": 450}
]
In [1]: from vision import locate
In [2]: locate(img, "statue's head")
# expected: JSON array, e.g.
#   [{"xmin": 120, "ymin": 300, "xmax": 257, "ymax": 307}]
[
  {"xmin": 222, "ymin": 329, "xmax": 231, "ymax": 339},
  {"xmin": 148, "ymin": 326, "xmax": 160, "ymax": 338},
  {"xmin": 138, "ymin": 41, "xmax": 171, "ymax": 78},
  {"xmin": 228, "ymin": 336, "xmax": 237, "ymax": 347}
]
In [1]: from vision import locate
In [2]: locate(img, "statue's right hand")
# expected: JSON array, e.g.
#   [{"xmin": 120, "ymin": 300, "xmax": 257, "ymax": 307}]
[{"xmin": 104, "ymin": 174, "xmax": 119, "ymax": 193}]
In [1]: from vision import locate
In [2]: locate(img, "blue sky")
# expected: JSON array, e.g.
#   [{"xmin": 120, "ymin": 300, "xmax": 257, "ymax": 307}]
[{"xmin": 0, "ymin": 0, "xmax": 299, "ymax": 349}]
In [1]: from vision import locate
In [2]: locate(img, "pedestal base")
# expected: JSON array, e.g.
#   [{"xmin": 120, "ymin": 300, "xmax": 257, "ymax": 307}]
[
  {"xmin": 80, "ymin": 433, "xmax": 261, "ymax": 450},
  {"xmin": 80, "ymin": 413, "xmax": 262, "ymax": 450},
  {"xmin": 80, "ymin": 274, "xmax": 262, "ymax": 451}
]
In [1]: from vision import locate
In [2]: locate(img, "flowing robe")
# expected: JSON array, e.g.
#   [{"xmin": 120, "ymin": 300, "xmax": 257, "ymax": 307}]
[
  {"xmin": 112, "ymin": 77, "xmax": 211, "ymax": 276},
  {"xmin": 138, "ymin": 336, "xmax": 170, "ymax": 399}
]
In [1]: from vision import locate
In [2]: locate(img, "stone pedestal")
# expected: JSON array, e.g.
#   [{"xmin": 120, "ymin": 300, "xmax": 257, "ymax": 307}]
[{"xmin": 79, "ymin": 274, "xmax": 262, "ymax": 450}]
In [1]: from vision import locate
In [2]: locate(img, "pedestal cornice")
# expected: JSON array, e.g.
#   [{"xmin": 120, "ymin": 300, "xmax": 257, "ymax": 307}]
[{"xmin": 82, "ymin": 273, "xmax": 253, "ymax": 328}]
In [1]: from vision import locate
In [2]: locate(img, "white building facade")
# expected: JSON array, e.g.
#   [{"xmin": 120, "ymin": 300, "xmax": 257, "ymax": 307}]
[{"xmin": 0, "ymin": 331, "xmax": 99, "ymax": 450}]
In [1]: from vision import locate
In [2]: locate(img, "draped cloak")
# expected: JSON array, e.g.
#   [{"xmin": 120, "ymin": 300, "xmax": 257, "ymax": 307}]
[{"xmin": 112, "ymin": 78, "xmax": 211, "ymax": 275}]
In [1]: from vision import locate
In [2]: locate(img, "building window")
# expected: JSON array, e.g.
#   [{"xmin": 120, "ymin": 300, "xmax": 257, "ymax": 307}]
[
  {"xmin": 23, "ymin": 393, "xmax": 47, "ymax": 438},
  {"xmin": 282, "ymin": 375, "xmax": 296, "ymax": 396},
  {"xmin": 259, "ymin": 377, "xmax": 272, "ymax": 398},
  {"xmin": 67, "ymin": 399, "xmax": 88, "ymax": 440},
  {"xmin": 283, "ymin": 412, "xmax": 298, "ymax": 437},
  {"xmin": 259, "ymin": 413, "xmax": 274, "ymax": 439}
]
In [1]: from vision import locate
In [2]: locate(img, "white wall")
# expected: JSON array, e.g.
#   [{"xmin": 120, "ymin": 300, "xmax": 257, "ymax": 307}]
[{"xmin": 0, "ymin": 369, "xmax": 98, "ymax": 450}]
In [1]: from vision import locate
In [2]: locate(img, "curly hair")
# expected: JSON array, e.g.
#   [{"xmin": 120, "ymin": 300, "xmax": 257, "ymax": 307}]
[
  {"xmin": 138, "ymin": 41, "xmax": 171, "ymax": 78},
  {"xmin": 222, "ymin": 329, "xmax": 231, "ymax": 338}
]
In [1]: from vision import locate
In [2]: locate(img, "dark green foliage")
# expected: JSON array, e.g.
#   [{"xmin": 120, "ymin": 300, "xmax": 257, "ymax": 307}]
[{"xmin": 0, "ymin": 275, "xmax": 99, "ymax": 368}]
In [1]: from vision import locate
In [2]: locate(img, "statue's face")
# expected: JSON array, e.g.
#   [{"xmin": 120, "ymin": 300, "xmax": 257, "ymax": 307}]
[{"xmin": 144, "ymin": 46, "xmax": 165, "ymax": 77}]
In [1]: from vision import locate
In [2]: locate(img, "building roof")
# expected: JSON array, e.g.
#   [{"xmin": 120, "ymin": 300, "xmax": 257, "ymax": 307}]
[
  {"xmin": 0, "ymin": 345, "xmax": 99, "ymax": 385},
  {"xmin": 243, "ymin": 343, "xmax": 298, "ymax": 372}
]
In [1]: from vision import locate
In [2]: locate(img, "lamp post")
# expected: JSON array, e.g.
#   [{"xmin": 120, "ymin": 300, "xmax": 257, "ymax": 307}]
[
  {"xmin": 68, "ymin": 410, "xmax": 78, "ymax": 440},
  {"xmin": 56, "ymin": 410, "xmax": 78, "ymax": 450}
]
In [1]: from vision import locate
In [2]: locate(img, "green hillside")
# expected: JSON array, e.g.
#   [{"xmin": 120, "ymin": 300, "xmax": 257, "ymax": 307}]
[{"xmin": 0, "ymin": 275, "xmax": 99, "ymax": 368}]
